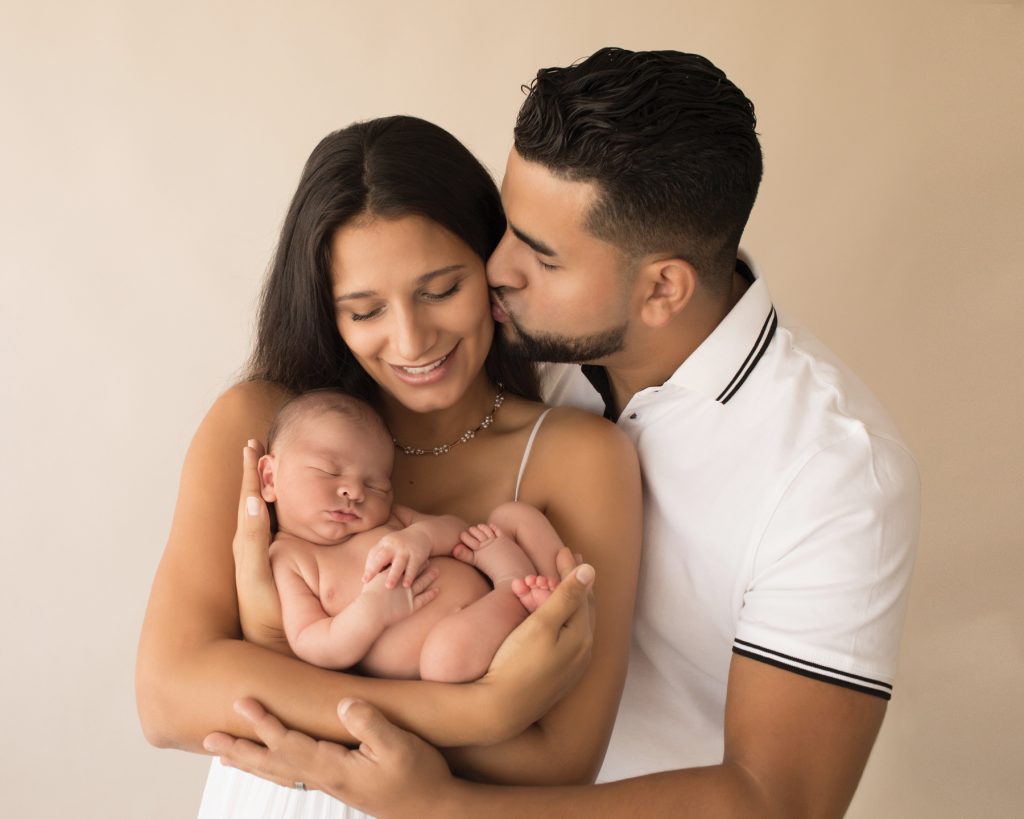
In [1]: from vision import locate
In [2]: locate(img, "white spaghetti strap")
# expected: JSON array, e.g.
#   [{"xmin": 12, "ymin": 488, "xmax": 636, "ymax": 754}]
[{"xmin": 514, "ymin": 408, "xmax": 553, "ymax": 502}]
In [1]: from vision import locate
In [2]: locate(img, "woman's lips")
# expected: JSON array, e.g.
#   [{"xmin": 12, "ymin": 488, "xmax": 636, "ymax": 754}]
[{"xmin": 389, "ymin": 343, "xmax": 458, "ymax": 385}]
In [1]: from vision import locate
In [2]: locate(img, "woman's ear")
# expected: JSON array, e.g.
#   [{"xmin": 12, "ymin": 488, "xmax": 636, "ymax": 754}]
[
  {"xmin": 258, "ymin": 454, "xmax": 278, "ymax": 503},
  {"xmin": 637, "ymin": 258, "xmax": 697, "ymax": 328}
]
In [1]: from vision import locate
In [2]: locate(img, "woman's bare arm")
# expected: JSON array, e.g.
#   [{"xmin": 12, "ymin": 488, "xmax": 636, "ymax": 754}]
[
  {"xmin": 135, "ymin": 382, "xmax": 579, "ymax": 752},
  {"xmin": 443, "ymin": 409, "xmax": 643, "ymax": 785}
]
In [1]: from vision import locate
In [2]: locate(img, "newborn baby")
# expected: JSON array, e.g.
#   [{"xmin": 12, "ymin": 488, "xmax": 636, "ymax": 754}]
[{"xmin": 258, "ymin": 389, "xmax": 563, "ymax": 682}]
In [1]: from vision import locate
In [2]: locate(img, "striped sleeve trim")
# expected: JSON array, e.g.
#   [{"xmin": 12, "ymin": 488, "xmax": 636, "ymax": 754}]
[{"xmin": 732, "ymin": 638, "xmax": 893, "ymax": 700}]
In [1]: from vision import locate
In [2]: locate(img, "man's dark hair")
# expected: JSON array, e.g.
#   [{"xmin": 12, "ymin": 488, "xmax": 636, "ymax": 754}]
[
  {"xmin": 247, "ymin": 115, "xmax": 539, "ymax": 401},
  {"xmin": 514, "ymin": 47, "xmax": 762, "ymax": 289}
]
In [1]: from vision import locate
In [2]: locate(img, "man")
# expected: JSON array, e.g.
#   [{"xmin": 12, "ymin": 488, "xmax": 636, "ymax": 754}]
[{"xmin": 207, "ymin": 47, "xmax": 920, "ymax": 817}]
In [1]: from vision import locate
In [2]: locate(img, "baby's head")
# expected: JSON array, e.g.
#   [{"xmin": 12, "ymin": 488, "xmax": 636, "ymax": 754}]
[{"xmin": 259, "ymin": 390, "xmax": 395, "ymax": 545}]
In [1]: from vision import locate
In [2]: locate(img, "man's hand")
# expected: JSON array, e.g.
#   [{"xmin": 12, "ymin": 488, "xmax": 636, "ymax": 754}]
[
  {"xmin": 205, "ymin": 697, "xmax": 459, "ymax": 819},
  {"xmin": 362, "ymin": 528, "xmax": 435, "ymax": 589}
]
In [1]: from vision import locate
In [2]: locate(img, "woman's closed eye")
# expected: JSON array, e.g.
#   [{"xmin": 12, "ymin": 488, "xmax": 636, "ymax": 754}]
[
  {"xmin": 421, "ymin": 280, "xmax": 462, "ymax": 302},
  {"xmin": 347, "ymin": 305, "xmax": 384, "ymax": 322}
]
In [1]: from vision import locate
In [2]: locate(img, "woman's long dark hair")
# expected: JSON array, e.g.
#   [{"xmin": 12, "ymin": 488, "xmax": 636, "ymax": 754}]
[{"xmin": 246, "ymin": 116, "xmax": 539, "ymax": 402}]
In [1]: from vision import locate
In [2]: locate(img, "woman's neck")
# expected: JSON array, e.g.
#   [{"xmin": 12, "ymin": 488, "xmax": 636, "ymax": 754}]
[{"xmin": 379, "ymin": 374, "xmax": 501, "ymax": 452}]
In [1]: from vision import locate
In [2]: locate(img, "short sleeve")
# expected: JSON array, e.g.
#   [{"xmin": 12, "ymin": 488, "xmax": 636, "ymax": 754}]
[{"xmin": 733, "ymin": 430, "xmax": 920, "ymax": 699}]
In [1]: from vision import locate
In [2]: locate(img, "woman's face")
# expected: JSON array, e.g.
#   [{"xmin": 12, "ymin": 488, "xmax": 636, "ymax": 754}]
[{"xmin": 330, "ymin": 214, "xmax": 494, "ymax": 414}]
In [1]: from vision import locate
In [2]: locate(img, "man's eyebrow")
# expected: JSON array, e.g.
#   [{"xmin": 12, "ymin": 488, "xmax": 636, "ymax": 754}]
[
  {"xmin": 335, "ymin": 264, "xmax": 465, "ymax": 302},
  {"xmin": 510, "ymin": 224, "xmax": 557, "ymax": 257}
]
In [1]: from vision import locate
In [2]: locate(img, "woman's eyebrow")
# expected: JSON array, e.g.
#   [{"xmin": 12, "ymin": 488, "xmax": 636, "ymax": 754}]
[{"xmin": 334, "ymin": 264, "xmax": 466, "ymax": 302}]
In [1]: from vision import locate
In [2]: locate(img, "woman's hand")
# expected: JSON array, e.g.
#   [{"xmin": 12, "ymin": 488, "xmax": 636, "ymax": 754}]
[
  {"xmin": 234, "ymin": 438, "xmax": 291, "ymax": 654},
  {"xmin": 469, "ymin": 552, "xmax": 596, "ymax": 741}
]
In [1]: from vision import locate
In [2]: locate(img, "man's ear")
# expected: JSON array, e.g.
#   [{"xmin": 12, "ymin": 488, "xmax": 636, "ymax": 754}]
[
  {"xmin": 258, "ymin": 454, "xmax": 278, "ymax": 503},
  {"xmin": 637, "ymin": 258, "xmax": 697, "ymax": 328}
]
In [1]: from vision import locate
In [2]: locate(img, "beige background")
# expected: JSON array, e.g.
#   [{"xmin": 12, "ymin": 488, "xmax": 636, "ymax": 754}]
[{"xmin": 2, "ymin": 1, "xmax": 1020, "ymax": 817}]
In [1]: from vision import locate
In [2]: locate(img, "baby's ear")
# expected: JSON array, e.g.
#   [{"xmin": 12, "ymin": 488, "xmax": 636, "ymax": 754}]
[{"xmin": 258, "ymin": 454, "xmax": 277, "ymax": 502}]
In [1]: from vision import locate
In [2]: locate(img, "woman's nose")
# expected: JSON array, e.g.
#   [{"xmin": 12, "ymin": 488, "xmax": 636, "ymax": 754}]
[{"xmin": 392, "ymin": 307, "xmax": 434, "ymax": 363}]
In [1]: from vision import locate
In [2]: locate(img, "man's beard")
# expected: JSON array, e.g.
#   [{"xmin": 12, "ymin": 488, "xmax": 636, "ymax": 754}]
[{"xmin": 500, "ymin": 315, "xmax": 627, "ymax": 364}]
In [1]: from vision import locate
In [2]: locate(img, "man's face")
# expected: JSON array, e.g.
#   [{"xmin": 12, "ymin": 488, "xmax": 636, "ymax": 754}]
[{"xmin": 486, "ymin": 150, "xmax": 634, "ymax": 364}]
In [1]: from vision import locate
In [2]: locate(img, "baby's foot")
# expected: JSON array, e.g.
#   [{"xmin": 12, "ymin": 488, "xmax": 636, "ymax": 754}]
[
  {"xmin": 511, "ymin": 574, "xmax": 559, "ymax": 613},
  {"xmin": 453, "ymin": 523, "xmax": 534, "ymax": 585}
]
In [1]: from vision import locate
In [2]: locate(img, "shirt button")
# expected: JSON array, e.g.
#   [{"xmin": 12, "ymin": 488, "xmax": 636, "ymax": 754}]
[{"xmin": 629, "ymin": 413, "xmax": 637, "ymax": 420}]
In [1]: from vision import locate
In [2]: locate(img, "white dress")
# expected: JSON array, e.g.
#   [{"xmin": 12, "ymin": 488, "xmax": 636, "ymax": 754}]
[{"xmin": 197, "ymin": 410, "xmax": 553, "ymax": 818}]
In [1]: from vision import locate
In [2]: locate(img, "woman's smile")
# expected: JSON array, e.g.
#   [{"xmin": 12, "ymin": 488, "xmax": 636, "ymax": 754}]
[{"xmin": 388, "ymin": 342, "xmax": 458, "ymax": 385}]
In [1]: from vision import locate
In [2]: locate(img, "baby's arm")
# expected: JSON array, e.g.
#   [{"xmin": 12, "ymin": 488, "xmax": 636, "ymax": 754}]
[
  {"xmin": 362, "ymin": 507, "xmax": 466, "ymax": 589},
  {"xmin": 273, "ymin": 547, "xmax": 438, "ymax": 670}
]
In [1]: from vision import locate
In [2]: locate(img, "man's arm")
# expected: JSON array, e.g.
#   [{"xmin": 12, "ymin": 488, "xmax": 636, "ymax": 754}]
[{"xmin": 205, "ymin": 641, "xmax": 883, "ymax": 819}]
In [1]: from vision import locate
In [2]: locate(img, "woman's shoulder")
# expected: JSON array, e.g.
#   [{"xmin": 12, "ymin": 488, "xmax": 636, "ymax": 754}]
[
  {"xmin": 509, "ymin": 400, "xmax": 637, "ymax": 468},
  {"xmin": 203, "ymin": 380, "xmax": 295, "ymax": 437}
]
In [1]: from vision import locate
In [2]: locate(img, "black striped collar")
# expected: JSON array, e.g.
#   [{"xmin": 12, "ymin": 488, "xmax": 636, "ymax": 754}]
[
  {"xmin": 582, "ymin": 258, "xmax": 777, "ymax": 416},
  {"xmin": 663, "ymin": 261, "xmax": 774, "ymax": 405},
  {"xmin": 664, "ymin": 258, "xmax": 777, "ymax": 405}
]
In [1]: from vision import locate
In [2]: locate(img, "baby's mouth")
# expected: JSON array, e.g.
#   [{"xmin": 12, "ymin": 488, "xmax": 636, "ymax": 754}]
[{"xmin": 327, "ymin": 510, "xmax": 360, "ymax": 522}]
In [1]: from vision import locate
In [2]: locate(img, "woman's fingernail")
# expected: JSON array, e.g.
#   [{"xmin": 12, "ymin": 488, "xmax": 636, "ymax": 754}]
[
  {"xmin": 338, "ymin": 698, "xmax": 356, "ymax": 718},
  {"xmin": 576, "ymin": 564, "xmax": 595, "ymax": 586},
  {"xmin": 246, "ymin": 497, "xmax": 260, "ymax": 517},
  {"xmin": 247, "ymin": 439, "xmax": 257, "ymax": 448}
]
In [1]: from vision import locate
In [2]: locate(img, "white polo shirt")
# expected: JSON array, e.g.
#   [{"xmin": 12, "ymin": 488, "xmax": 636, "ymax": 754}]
[{"xmin": 541, "ymin": 262, "xmax": 920, "ymax": 781}]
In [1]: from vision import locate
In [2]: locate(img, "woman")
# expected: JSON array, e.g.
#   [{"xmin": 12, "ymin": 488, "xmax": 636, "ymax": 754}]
[{"xmin": 136, "ymin": 116, "xmax": 642, "ymax": 817}]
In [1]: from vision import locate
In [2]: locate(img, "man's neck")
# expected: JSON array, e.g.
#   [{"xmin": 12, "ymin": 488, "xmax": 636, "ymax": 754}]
[{"xmin": 600, "ymin": 271, "xmax": 750, "ymax": 417}]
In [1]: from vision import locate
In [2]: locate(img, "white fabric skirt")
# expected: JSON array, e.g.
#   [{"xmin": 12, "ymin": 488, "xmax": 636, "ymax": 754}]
[{"xmin": 198, "ymin": 758, "xmax": 373, "ymax": 819}]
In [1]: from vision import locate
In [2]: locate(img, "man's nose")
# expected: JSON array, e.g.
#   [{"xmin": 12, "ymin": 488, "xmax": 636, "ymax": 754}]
[{"xmin": 486, "ymin": 230, "xmax": 527, "ymax": 290}]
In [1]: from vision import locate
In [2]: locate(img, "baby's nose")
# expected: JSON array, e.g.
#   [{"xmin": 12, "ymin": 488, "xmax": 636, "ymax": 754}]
[{"xmin": 338, "ymin": 482, "xmax": 364, "ymax": 502}]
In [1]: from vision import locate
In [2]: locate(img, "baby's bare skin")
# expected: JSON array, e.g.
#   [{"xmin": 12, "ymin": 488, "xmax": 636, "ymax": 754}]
[{"xmin": 270, "ymin": 518, "xmax": 490, "ymax": 679}]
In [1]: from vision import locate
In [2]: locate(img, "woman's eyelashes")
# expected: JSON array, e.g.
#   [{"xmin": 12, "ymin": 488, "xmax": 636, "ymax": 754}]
[
  {"xmin": 344, "ymin": 280, "xmax": 463, "ymax": 321},
  {"xmin": 349, "ymin": 305, "xmax": 384, "ymax": 322},
  {"xmin": 537, "ymin": 257, "xmax": 558, "ymax": 271},
  {"xmin": 421, "ymin": 280, "xmax": 462, "ymax": 302}
]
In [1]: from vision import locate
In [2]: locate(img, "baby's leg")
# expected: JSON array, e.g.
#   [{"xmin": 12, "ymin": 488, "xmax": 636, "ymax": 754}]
[{"xmin": 419, "ymin": 590, "xmax": 528, "ymax": 683}]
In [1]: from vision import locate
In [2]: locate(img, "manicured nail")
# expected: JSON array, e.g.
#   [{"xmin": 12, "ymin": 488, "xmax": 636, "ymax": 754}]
[
  {"xmin": 576, "ymin": 564, "xmax": 595, "ymax": 586},
  {"xmin": 338, "ymin": 698, "xmax": 356, "ymax": 717},
  {"xmin": 246, "ymin": 497, "xmax": 260, "ymax": 517}
]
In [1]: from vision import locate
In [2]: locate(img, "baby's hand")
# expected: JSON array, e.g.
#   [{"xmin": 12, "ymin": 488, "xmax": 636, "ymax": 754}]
[
  {"xmin": 363, "ymin": 529, "xmax": 434, "ymax": 589},
  {"xmin": 360, "ymin": 568, "xmax": 440, "ymax": 627}
]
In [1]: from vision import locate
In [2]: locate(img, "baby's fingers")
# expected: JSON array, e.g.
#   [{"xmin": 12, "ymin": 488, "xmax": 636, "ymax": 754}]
[
  {"xmin": 363, "ymin": 546, "xmax": 393, "ymax": 583},
  {"xmin": 410, "ymin": 568, "xmax": 440, "ymax": 611},
  {"xmin": 386, "ymin": 553, "xmax": 408, "ymax": 589}
]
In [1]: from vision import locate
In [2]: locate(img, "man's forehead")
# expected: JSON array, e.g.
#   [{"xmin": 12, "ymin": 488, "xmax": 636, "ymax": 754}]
[{"xmin": 501, "ymin": 149, "xmax": 598, "ymax": 249}]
